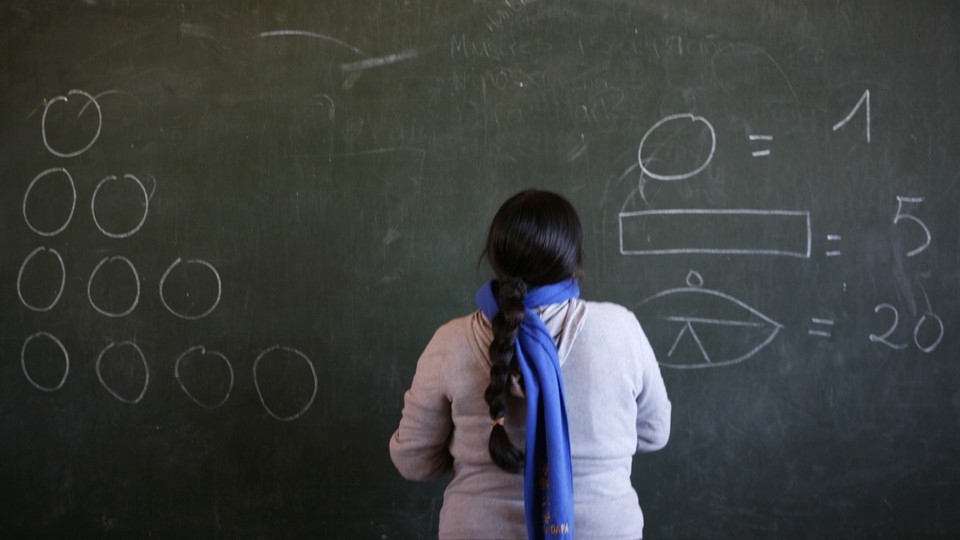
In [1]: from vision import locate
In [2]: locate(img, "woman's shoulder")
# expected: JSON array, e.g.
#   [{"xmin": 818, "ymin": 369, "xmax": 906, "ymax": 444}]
[
  {"xmin": 431, "ymin": 310, "xmax": 484, "ymax": 336},
  {"xmin": 423, "ymin": 311, "xmax": 489, "ymax": 361},
  {"xmin": 578, "ymin": 300, "xmax": 648, "ymax": 341},
  {"xmin": 582, "ymin": 300, "xmax": 640, "ymax": 324}
]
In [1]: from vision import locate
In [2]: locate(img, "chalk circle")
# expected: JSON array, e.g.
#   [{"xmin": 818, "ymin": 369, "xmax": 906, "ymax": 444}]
[
  {"xmin": 174, "ymin": 345, "xmax": 235, "ymax": 409},
  {"xmin": 17, "ymin": 246, "xmax": 66, "ymax": 312},
  {"xmin": 252, "ymin": 346, "xmax": 318, "ymax": 422},
  {"xmin": 638, "ymin": 113, "xmax": 716, "ymax": 181},
  {"xmin": 159, "ymin": 258, "xmax": 222, "ymax": 320},
  {"xmin": 41, "ymin": 89, "xmax": 103, "ymax": 158},
  {"xmin": 96, "ymin": 341, "xmax": 149, "ymax": 404},
  {"xmin": 23, "ymin": 168, "xmax": 77, "ymax": 237},
  {"xmin": 91, "ymin": 174, "xmax": 150, "ymax": 238},
  {"xmin": 21, "ymin": 332, "xmax": 70, "ymax": 392},
  {"xmin": 87, "ymin": 255, "xmax": 141, "ymax": 317},
  {"xmin": 685, "ymin": 269, "xmax": 704, "ymax": 288}
]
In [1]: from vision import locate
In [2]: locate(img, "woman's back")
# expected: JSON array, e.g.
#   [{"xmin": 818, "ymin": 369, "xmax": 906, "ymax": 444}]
[
  {"xmin": 390, "ymin": 299, "xmax": 670, "ymax": 539},
  {"xmin": 390, "ymin": 189, "xmax": 670, "ymax": 539}
]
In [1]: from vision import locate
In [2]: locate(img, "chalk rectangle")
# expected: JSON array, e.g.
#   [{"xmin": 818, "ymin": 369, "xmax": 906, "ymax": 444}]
[{"xmin": 619, "ymin": 209, "xmax": 811, "ymax": 257}]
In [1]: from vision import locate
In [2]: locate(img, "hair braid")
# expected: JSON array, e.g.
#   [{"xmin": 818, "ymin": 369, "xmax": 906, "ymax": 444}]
[{"xmin": 484, "ymin": 277, "xmax": 526, "ymax": 473}]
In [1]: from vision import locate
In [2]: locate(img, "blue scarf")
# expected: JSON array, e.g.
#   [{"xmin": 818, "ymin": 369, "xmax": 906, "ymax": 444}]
[{"xmin": 476, "ymin": 279, "xmax": 578, "ymax": 540}]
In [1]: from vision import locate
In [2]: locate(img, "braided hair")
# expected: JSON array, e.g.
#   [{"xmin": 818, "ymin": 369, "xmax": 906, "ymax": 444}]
[{"xmin": 481, "ymin": 190, "xmax": 584, "ymax": 473}]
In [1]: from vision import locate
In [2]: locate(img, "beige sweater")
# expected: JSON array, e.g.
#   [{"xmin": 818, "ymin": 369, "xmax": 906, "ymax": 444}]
[{"xmin": 390, "ymin": 299, "xmax": 671, "ymax": 539}]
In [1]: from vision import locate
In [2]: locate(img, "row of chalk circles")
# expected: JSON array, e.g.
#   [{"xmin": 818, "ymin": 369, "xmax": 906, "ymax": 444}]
[{"xmin": 19, "ymin": 89, "xmax": 317, "ymax": 421}]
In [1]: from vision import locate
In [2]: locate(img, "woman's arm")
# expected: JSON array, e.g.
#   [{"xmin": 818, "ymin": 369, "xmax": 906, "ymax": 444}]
[
  {"xmin": 389, "ymin": 333, "xmax": 454, "ymax": 480},
  {"xmin": 634, "ymin": 321, "xmax": 672, "ymax": 452}
]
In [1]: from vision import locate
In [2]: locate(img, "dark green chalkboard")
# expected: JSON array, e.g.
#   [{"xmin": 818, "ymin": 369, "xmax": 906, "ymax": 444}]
[{"xmin": 2, "ymin": 1, "xmax": 958, "ymax": 537}]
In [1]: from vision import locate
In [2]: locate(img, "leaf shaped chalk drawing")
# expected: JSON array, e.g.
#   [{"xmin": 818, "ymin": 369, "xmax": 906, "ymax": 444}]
[{"xmin": 637, "ymin": 271, "xmax": 783, "ymax": 369}]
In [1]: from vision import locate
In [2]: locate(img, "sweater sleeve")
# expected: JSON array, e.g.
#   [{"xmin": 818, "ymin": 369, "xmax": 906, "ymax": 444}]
[
  {"xmin": 634, "ymin": 319, "xmax": 672, "ymax": 453},
  {"xmin": 389, "ymin": 330, "xmax": 454, "ymax": 481}
]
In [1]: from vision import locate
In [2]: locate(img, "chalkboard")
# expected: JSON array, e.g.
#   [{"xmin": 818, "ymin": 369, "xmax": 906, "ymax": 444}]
[{"xmin": 2, "ymin": 1, "xmax": 958, "ymax": 537}]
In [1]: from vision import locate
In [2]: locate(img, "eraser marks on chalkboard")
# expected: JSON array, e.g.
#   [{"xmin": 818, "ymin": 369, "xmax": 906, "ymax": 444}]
[
  {"xmin": 258, "ymin": 30, "xmax": 366, "ymax": 56},
  {"xmin": 340, "ymin": 49, "xmax": 420, "ymax": 72}
]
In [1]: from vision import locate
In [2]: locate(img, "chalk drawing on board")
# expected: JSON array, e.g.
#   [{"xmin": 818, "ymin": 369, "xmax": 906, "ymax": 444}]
[
  {"xmin": 96, "ymin": 341, "xmax": 149, "ymax": 404},
  {"xmin": 314, "ymin": 93, "xmax": 336, "ymax": 121},
  {"xmin": 808, "ymin": 318, "xmax": 835, "ymax": 338},
  {"xmin": 913, "ymin": 283, "xmax": 944, "ymax": 353},
  {"xmin": 566, "ymin": 133, "xmax": 588, "ymax": 162},
  {"xmin": 87, "ymin": 256, "xmax": 141, "ymax": 317},
  {"xmin": 41, "ymin": 89, "xmax": 102, "ymax": 158},
  {"xmin": 258, "ymin": 30, "xmax": 366, "ymax": 56},
  {"xmin": 158, "ymin": 258, "xmax": 222, "ymax": 320},
  {"xmin": 913, "ymin": 311, "xmax": 944, "ymax": 354},
  {"xmin": 870, "ymin": 284, "xmax": 944, "ymax": 353},
  {"xmin": 76, "ymin": 89, "xmax": 140, "ymax": 117},
  {"xmin": 869, "ymin": 303, "xmax": 909, "ymax": 350},
  {"xmin": 341, "ymin": 49, "xmax": 420, "ymax": 72},
  {"xmin": 826, "ymin": 235, "xmax": 842, "ymax": 257},
  {"xmin": 23, "ymin": 168, "xmax": 76, "ymax": 237},
  {"xmin": 252, "ymin": 346, "xmax": 318, "ymax": 422},
  {"xmin": 174, "ymin": 346, "xmax": 234, "ymax": 410},
  {"xmin": 748, "ymin": 134, "xmax": 773, "ymax": 157},
  {"xmin": 873, "ymin": 304, "xmax": 945, "ymax": 353},
  {"xmin": 619, "ymin": 209, "xmax": 811, "ymax": 257},
  {"xmin": 17, "ymin": 247, "xmax": 66, "ymax": 312},
  {"xmin": 637, "ymin": 113, "xmax": 716, "ymax": 181},
  {"xmin": 21, "ymin": 332, "xmax": 70, "ymax": 392},
  {"xmin": 832, "ymin": 89, "xmax": 870, "ymax": 143},
  {"xmin": 893, "ymin": 196, "xmax": 931, "ymax": 257},
  {"xmin": 90, "ymin": 174, "xmax": 151, "ymax": 239},
  {"xmin": 636, "ymin": 270, "xmax": 784, "ymax": 369}
]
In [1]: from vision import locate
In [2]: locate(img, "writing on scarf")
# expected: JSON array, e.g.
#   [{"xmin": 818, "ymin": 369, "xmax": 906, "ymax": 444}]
[{"xmin": 540, "ymin": 463, "xmax": 571, "ymax": 536}]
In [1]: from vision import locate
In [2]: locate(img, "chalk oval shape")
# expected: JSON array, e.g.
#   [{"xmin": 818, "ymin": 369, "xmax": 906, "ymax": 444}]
[
  {"xmin": 175, "ymin": 346, "xmax": 235, "ymax": 409},
  {"xmin": 90, "ymin": 174, "xmax": 150, "ymax": 239},
  {"xmin": 159, "ymin": 258, "xmax": 222, "ymax": 320},
  {"xmin": 637, "ymin": 285, "xmax": 783, "ymax": 369},
  {"xmin": 41, "ymin": 89, "xmax": 103, "ymax": 158},
  {"xmin": 637, "ymin": 113, "xmax": 716, "ymax": 181},
  {"xmin": 23, "ymin": 168, "xmax": 77, "ymax": 237},
  {"xmin": 95, "ymin": 341, "xmax": 149, "ymax": 404},
  {"xmin": 252, "ymin": 346, "xmax": 317, "ymax": 422},
  {"xmin": 17, "ymin": 247, "xmax": 66, "ymax": 312},
  {"xmin": 87, "ymin": 256, "xmax": 141, "ymax": 317},
  {"xmin": 21, "ymin": 332, "xmax": 70, "ymax": 392}
]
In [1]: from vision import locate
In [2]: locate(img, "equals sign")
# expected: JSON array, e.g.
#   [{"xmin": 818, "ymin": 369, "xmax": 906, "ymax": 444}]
[
  {"xmin": 809, "ymin": 318, "xmax": 835, "ymax": 338},
  {"xmin": 749, "ymin": 134, "xmax": 773, "ymax": 157},
  {"xmin": 826, "ymin": 234, "xmax": 842, "ymax": 256}
]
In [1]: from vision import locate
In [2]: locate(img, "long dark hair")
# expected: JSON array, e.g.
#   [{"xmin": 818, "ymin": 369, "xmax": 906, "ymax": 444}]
[{"xmin": 481, "ymin": 189, "xmax": 584, "ymax": 473}]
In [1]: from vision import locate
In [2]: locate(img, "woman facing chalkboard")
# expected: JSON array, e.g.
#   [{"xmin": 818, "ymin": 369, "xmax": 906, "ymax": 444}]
[{"xmin": 390, "ymin": 190, "xmax": 671, "ymax": 539}]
